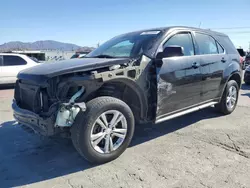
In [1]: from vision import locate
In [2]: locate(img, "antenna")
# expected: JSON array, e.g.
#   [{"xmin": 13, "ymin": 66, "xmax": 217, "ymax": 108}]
[{"xmin": 199, "ymin": 22, "xmax": 202, "ymax": 28}]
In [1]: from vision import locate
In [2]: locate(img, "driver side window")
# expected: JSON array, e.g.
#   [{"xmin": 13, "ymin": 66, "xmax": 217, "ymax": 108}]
[{"xmin": 163, "ymin": 33, "xmax": 195, "ymax": 56}]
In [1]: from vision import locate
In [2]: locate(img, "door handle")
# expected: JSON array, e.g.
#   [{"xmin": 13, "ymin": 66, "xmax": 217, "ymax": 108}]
[
  {"xmin": 192, "ymin": 62, "xmax": 200, "ymax": 69},
  {"xmin": 221, "ymin": 57, "xmax": 226, "ymax": 63}
]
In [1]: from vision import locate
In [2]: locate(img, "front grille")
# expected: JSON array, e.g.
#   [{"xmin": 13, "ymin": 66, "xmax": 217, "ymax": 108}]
[{"xmin": 15, "ymin": 80, "xmax": 41, "ymax": 113}]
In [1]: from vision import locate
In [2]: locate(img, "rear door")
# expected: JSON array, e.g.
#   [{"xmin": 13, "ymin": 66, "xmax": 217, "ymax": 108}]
[
  {"xmin": 2, "ymin": 55, "xmax": 28, "ymax": 84},
  {"xmin": 194, "ymin": 32, "xmax": 225, "ymax": 102},
  {"xmin": 156, "ymin": 31, "xmax": 202, "ymax": 121}
]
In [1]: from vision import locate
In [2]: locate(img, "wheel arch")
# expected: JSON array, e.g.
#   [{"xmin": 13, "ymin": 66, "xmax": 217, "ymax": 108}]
[
  {"xmin": 86, "ymin": 77, "xmax": 149, "ymax": 122},
  {"xmin": 219, "ymin": 71, "xmax": 242, "ymax": 101},
  {"xmin": 228, "ymin": 72, "xmax": 242, "ymax": 88}
]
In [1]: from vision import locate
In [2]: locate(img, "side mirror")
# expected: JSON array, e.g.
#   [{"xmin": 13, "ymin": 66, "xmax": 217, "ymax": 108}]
[{"xmin": 156, "ymin": 45, "xmax": 184, "ymax": 59}]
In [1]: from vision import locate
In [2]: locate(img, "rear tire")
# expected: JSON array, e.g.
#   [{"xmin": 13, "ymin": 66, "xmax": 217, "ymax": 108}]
[
  {"xmin": 71, "ymin": 96, "xmax": 135, "ymax": 164},
  {"xmin": 215, "ymin": 80, "xmax": 239, "ymax": 115}
]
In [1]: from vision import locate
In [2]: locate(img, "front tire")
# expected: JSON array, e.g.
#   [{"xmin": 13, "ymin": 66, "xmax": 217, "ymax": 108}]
[
  {"xmin": 215, "ymin": 80, "xmax": 239, "ymax": 115},
  {"xmin": 71, "ymin": 96, "xmax": 135, "ymax": 164}
]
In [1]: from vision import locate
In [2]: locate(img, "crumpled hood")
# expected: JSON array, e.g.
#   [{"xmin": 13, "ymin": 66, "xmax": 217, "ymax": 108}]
[{"xmin": 18, "ymin": 57, "xmax": 130, "ymax": 83}]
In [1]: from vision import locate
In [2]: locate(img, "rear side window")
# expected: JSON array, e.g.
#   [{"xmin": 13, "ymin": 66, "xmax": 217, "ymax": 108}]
[
  {"xmin": 163, "ymin": 33, "xmax": 194, "ymax": 56},
  {"xmin": 217, "ymin": 35, "xmax": 238, "ymax": 54},
  {"xmin": 195, "ymin": 33, "xmax": 218, "ymax": 55},
  {"xmin": 3, "ymin": 55, "xmax": 27, "ymax": 66}
]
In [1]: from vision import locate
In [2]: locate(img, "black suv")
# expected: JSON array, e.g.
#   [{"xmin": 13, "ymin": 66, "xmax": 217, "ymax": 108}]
[{"xmin": 13, "ymin": 26, "xmax": 242, "ymax": 163}]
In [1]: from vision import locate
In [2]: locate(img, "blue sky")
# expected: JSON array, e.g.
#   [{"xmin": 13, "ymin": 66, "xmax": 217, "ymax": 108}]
[{"xmin": 1, "ymin": 0, "xmax": 250, "ymax": 49}]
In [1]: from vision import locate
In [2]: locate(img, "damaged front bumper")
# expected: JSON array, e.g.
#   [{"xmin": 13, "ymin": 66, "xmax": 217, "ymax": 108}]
[
  {"xmin": 12, "ymin": 99, "xmax": 87, "ymax": 136},
  {"xmin": 12, "ymin": 100, "xmax": 56, "ymax": 136},
  {"xmin": 13, "ymin": 84, "xmax": 87, "ymax": 136}
]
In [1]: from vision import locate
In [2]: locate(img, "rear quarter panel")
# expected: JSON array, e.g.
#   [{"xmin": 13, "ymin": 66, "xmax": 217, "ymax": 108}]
[
  {"xmin": 214, "ymin": 35, "xmax": 242, "ymax": 97},
  {"xmin": 218, "ymin": 54, "xmax": 242, "ymax": 97}
]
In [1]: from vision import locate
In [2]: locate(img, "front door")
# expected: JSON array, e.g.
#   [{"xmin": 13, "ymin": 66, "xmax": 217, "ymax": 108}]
[{"xmin": 156, "ymin": 32, "xmax": 202, "ymax": 121}]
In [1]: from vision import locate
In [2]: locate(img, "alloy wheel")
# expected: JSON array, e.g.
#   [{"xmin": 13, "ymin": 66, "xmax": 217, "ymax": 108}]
[
  {"xmin": 90, "ymin": 110, "xmax": 127, "ymax": 154},
  {"xmin": 226, "ymin": 85, "xmax": 237, "ymax": 109}
]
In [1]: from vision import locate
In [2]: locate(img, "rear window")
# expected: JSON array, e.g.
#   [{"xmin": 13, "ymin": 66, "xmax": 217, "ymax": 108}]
[
  {"xmin": 28, "ymin": 56, "xmax": 40, "ymax": 63},
  {"xmin": 71, "ymin": 54, "xmax": 79, "ymax": 59}
]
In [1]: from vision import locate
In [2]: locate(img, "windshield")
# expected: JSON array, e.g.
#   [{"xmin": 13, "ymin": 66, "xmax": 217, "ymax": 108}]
[
  {"xmin": 28, "ymin": 56, "xmax": 40, "ymax": 63},
  {"xmin": 86, "ymin": 31, "xmax": 162, "ymax": 58}
]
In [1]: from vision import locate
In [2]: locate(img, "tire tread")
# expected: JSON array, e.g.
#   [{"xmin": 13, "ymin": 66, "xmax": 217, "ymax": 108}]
[{"xmin": 71, "ymin": 96, "xmax": 134, "ymax": 163}]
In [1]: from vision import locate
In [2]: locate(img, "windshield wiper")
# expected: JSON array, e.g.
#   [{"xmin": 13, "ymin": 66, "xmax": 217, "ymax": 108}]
[{"xmin": 90, "ymin": 54, "xmax": 115, "ymax": 58}]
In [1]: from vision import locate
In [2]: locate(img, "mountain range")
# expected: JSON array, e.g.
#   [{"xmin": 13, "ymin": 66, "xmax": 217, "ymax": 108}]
[{"xmin": 0, "ymin": 40, "xmax": 94, "ymax": 52}]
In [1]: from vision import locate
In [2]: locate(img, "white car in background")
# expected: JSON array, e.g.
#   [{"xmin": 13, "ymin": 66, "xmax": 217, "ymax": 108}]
[{"xmin": 0, "ymin": 53, "xmax": 39, "ymax": 84}]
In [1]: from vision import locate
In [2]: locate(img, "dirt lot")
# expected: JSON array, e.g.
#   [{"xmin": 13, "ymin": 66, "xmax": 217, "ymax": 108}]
[{"xmin": 1, "ymin": 84, "xmax": 250, "ymax": 188}]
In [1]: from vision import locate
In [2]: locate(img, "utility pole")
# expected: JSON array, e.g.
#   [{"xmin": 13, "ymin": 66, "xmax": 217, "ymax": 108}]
[{"xmin": 249, "ymin": 42, "xmax": 250, "ymax": 52}]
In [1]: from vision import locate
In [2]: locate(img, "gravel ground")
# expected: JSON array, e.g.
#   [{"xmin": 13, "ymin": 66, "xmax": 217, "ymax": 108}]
[{"xmin": 0, "ymin": 84, "xmax": 250, "ymax": 188}]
